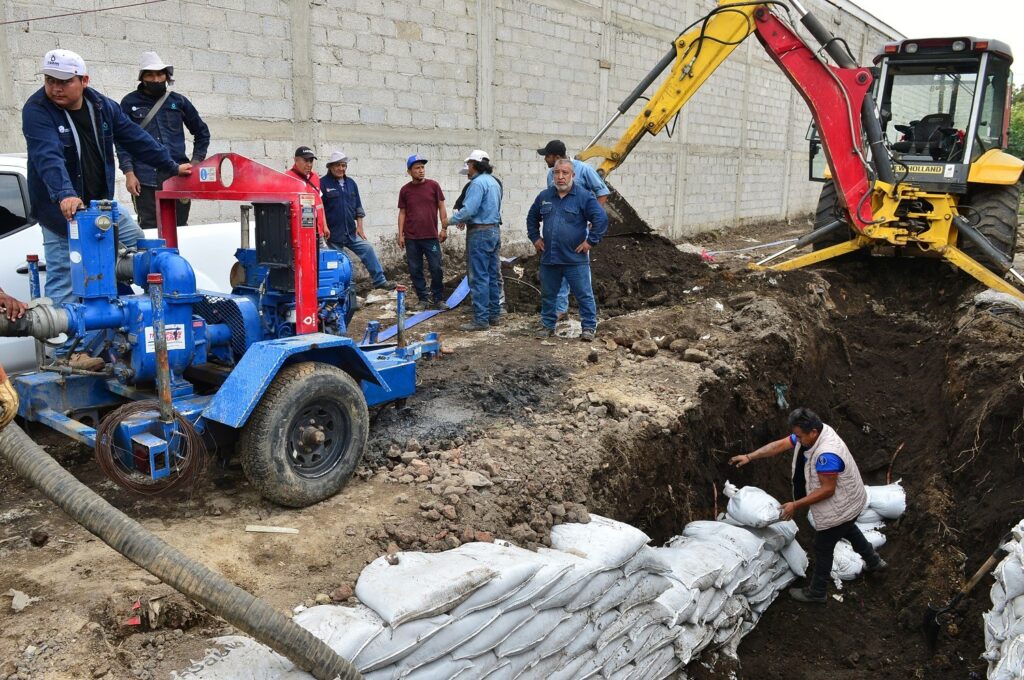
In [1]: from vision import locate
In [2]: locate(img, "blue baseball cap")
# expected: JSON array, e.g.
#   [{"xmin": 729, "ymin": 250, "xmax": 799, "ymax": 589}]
[{"xmin": 407, "ymin": 154, "xmax": 428, "ymax": 169}]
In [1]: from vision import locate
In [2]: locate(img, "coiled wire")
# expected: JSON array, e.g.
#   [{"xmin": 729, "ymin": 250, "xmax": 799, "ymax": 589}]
[{"xmin": 95, "ymin": 401, "xmax": 207, "ymax": 495}]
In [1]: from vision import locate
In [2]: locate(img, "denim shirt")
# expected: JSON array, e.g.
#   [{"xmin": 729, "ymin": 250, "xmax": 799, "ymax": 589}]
[
  {"xmin": 546, "ymin": 159, "xmax": 610, "ymax": 198},
  {"xmin": 321, "ymin": 173, "xmax": 366, "ymax": 245},
  {"xmin": 527, "ymin": 182, "xmax": 608, "ymax": 266},
  {"xmin": 22, "ymin": 86, "xmax": 179, "ymax": 237},
  {"xmin": 449, "ymin": 173, "xmax": 502, "ymax": 226},
  {"xmin": 116, "ymin": 88, "xmax": 210, "ymax": 187}
]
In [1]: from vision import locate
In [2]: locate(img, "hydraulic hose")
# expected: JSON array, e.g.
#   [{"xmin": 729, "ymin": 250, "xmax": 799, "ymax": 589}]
[
  {"xmin": 0, "ymin": 421, "xmax": 362, "ymax": 680},
  {"xmin": 0, "ymin": 304, "xmax": 69, "ymax": 340}
]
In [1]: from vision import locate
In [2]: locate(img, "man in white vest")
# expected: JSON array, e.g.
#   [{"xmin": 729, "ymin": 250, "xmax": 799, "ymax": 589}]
[{"xmin": 729, "ymin": 407, "xmax": 886, "ymax": 603}]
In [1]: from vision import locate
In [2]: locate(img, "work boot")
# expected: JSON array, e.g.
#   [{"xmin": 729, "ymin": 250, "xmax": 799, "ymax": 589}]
[
  {"xmin": 459, "ymin": 321, "xmax": 489, "ymax": 332},
  {"xmin": 789, "ymin": 587, "xmax": 827, "ymax": 603},
  {"xmin": 69, "ymin": 352, "xmax": 105, "ymax": 372},
  {"xmin": 534, "ymin": 326, "xmax": 554, "ymax": 339},
  {"xmin": 488, "ymin": 315, "xmax": 503, "ymax": 326},
  {"xmin": 433, "ymin": 300, "xmax": 450, "ymax": 311},
  {"xmin": 580, "ymin": 328, "xmax": 596, "ymax": 342},
  {"xmin": 376, "ymin": 280, "xmax": 398, "ymax": 291},
  {"xmin": 864, "ymin": 557, "xmax": 888, "ymax": 574}
]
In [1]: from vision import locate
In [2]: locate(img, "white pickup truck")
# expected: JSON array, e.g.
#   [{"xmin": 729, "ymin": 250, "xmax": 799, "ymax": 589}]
[{"xmin": 0, "ymin": 153, "xmax": 238, "ymax": 373}]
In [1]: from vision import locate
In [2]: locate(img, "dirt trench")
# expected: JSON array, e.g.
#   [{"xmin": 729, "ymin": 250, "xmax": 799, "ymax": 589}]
[{"xmin": 580, "ymin": 251, "xmax": 1024, "ymax": 679}]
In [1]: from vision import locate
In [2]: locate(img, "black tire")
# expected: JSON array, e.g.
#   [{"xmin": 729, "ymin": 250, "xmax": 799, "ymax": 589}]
[
  {"xmin": 812, "ymin": 181, "xmax": 853, "ymax": 251},
  {"xmin": 959, "ymin": 183, "xmax": 1021, "ymax": 268},
  {"xmin": 239, "ymin": 361, "xmax": 368, "ymax": 507}
]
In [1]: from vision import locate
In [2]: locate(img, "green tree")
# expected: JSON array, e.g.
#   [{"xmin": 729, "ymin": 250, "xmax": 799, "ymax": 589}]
[{"xmin": 1009, "ymin": 85, "xmax": 1024, "ymax": 159}]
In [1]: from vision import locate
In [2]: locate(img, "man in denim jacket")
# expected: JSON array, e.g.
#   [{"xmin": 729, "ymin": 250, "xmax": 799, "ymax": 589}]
[
  {"xmin": 117, "ymin": 51, "xmax": 210, "ymax": 229},
  {"xmin": 526, "ymin": 159, "xmax": 608, "ymax": 342}
]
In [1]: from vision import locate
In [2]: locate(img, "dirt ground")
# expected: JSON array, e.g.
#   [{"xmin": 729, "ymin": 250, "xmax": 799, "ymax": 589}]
[{"xmin": 1, "ymin": 207, "xmax": 1022, "ymax": 680}]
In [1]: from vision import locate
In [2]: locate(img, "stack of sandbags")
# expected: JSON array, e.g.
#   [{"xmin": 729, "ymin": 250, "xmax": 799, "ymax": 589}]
[
  {"xmin": 984, "ymin": 519, "xmax": 1024, "ymax": 680},
  {"xmin": 176, "ymin": 505, "xmax": 804, "ymax": 680}
]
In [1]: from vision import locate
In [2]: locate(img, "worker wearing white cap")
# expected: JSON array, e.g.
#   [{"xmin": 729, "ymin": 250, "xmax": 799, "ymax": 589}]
[
  {"xmin": 23, "ymin": 48, "xmax": 192, "ymax": 369},
  {"xmin": 117, "ymin": 51, "xmax": 210, "ymax": 230},
  {"xmin": 447, "ymin": 150, "xmax": 503, "ymax": 331}
]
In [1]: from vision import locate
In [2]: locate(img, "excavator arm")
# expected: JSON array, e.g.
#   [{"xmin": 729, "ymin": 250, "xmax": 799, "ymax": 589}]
[{"xmin": 578, "ymin": 0, "xmax": 889, "ymax": 232}]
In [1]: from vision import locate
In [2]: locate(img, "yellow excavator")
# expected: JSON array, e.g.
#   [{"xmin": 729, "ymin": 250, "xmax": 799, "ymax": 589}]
[{"xmin": 578, "ymin": 0, "xmax": 1024, "ymax": 299}]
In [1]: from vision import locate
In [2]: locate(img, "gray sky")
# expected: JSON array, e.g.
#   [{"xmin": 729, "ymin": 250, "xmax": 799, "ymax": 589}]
[{"xmin": 849, "ymin": 0, "xmax": 1024, "ymax": 81}]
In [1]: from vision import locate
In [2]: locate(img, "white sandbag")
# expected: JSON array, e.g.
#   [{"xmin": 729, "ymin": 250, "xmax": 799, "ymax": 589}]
[
  {"xmin": 855, "ymin": 506, "xmax": 884, "ymax": 525},
  {"xmin": 865, "ymin": 480, "xmax": 906, "ymax": 520},
  {"xmin": 401, "ymin": 655, "xmax": 473, "ymax": 680},
  {"xmin": 446, "ymin": 542, "xmax": 546, "ymax": 616},
  {"xmin": 354, "ymin": 614, "xmax": 453, "ymax": 672},
  {"xmin": 173, "ymin": 636, "xmax": 303, "ymax": 680},
  {"xmin": 595, "ymin": 602, "xmax": 672, "ymax": 651},
  {"xmin": 526, "ymin": 652, "xmax": 567, "ymax": 678},
  {"xmin": 723, "ymin": 481, "xmax": 783, "ymax": 528},
  {"xmin": 831, "ymin": 540, "xmax": 865, "ymax": 582},
  {"xmin": 621, "ymin": 545, "xmax": 674, "ymax": 577},
  {"xmin": 996, "ymin": 556, "xmax": 1024, "ymax": 601},
  {"xmin": 678, "ymin": 521, "xmax": 766, "ymax": 564},
  {"xmin": 628, "ymin": 644, "xmax": 675, "ymax": 680},
  {"xmin": 591, "ymin": 570, "xmax": 647, "ymax": 615},
  {"xmin": 698, "ymin": 588, "xmax": 730, "ymax": 624},
  {"xmin": 531, "ymin": 548, "xmax": 605, "ymax": 610},
  {"xmin": 356, "ymin": 553, "xmax": 496, "ymax": 627},
  {"xmin": 495, "ymin": 608, "xmax": 570, "ymax": 658},
  {"xmin": 990, "ymin": 634, "xmax": 1024, "ymax": 680},
  {"xmin": 674, "ymin": 624, "xmax": 714, "ymax": 665},
  {"xmin": 651, "ymin": 545, "xmax": 722, "ymax": 591},
  {"xmin": 497, "ymin": 651, "xmax": 534, "ymax": 679},
  {"xmin": 531, "ymin": 611, "xmax": 592, "ymax": 659},
  {"xmin": 387, "ymin": 607, "xmax": 499, "ymax": 673},
  {"xmin": 450, "ymin": 606, "xmax": 535, "ymax": 660},
  {"xmin": 861, "ymin": 528, "xmax": 887, "ymax": 550},
  {"xmin": 616, "ymin": 573, "xmax": 674, "ymax": 613},
  {"xmin": 293, "ymin": 604, "xmax": 386, "ymax": 661},
  {"xmin": 747, "ymin": 520, "xmax": 798, "ymax": 552},
  {"xmin": 780, "ymin": 539, "xmax": 808, "ymax": 577},
  {"xmin": 480, "ymin": 659, "xmax": 513, "ymax": 680},
  {"xmin": 498, "ymin": 561, "xmax": 574, "ymax": 611},
  {"xmin": 550, "ymin": 648, "xmax": 601, "ymax": 680},
  {"xmin": 564, "ymin": 569, "xmax": 623, "ymax": 612},
  {"xmin": 655, "ymin": 581, "xmax": 699, "ymax": 627},
  {"xmin": 549, "ymin": 514, "xmax": 651, "ymax": 568},
  {"xmin": 563, "ymin": 609, "xmax": 618, "ymax": 657},
  {"xmin": 663, "ymin": 538, "xmax": 744, "ymax": 588}
]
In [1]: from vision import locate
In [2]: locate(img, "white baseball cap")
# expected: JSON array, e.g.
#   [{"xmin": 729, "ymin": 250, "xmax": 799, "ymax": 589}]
[
  {"xmin": 459, "ymin": 163, "xmax": 469, "ymax": 176},
  {"xmin": 326, "ymin": 150, "xmax": 349, "ymax": 165},
  {"xmin": 138, "ymin": 51, "xmax": 174, "ymax": 81},
  {"xmin": 464, "ymin": 149, "xmax": 490, "ymax": 163},
  {"xmin": 41, "ymin": 49, "xmax": 87, "ymax": 80}
]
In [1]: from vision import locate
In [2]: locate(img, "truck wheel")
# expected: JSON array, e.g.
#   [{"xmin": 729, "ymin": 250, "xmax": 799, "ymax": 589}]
[
  {"xmin": 812, "ymin": 181, "xmax": 853, "ymax": 251},
  {"xmin": 959, "ymin": 183, "xmax": 1021, "ymax": 267},
  {"xmin": 239, "ymin": 361, "xmax": 368, "ymax": 507}
]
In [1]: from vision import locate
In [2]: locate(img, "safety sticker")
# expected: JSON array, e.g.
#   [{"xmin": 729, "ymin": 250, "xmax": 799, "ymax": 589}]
[
  {"xmin": 145, "ymin": 324, "xmax": 187, "ymax": 352},
  {"xmin": 198, "ymin": 167, "xmax": 217, "ymax": 182}
]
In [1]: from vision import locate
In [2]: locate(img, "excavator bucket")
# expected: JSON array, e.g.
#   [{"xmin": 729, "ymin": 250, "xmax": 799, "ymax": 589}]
[{"xmin": 603, "ymin": 182, "xmax": 654, "ymax": 238}]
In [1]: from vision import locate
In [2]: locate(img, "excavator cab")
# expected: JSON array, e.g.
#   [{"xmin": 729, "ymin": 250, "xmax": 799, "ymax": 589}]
[{"xmin": 874, "ymin": 37, "xmax": 1014, "ymax": 193}]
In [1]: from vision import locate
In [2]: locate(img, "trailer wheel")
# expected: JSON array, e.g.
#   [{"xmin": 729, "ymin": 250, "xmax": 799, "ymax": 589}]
[
  {"xmin": 812, "ymin": 181, "xmax": 854, "ymax": 251},
  {"xmin": 959, "ymin": 182, "xmax": 1021, "ymax": 268},
  {"xmin": 239, "ymin": 361, "xmax": 368, "ymax": 507}
]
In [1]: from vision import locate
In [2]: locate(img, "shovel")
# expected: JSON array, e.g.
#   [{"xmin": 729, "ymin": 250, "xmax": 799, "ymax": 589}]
[{"xmin": 923, "ymin": 531, "xmax": 1013, "ymax": 650}]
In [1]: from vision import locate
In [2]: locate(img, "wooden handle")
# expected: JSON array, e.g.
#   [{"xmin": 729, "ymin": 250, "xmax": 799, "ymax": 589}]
[{"xmin": 961, "ymin": 533, "xmax": 1014, "ymax": 596}]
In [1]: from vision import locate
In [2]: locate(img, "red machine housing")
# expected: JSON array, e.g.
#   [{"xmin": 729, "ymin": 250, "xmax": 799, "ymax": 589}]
[{"xmin": 156, "ymin": 154, "xmax": 321, "ymax": 335}]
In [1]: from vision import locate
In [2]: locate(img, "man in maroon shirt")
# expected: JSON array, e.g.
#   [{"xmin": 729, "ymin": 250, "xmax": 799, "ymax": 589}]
[{"xmin": 398, "ymin": 154, "xmax": 449, "ymax": 309}]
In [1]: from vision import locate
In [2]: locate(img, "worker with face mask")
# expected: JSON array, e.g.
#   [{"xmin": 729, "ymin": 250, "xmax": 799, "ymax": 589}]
[{"xmin": 116, "ymin": 51, "xmax": 210, "ymax": 229}]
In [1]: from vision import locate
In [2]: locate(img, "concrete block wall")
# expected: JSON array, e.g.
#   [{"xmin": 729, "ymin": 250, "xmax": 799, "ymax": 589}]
[{"xmin": 0, "ymin": 0, "xmax": 898, "ymax": 262}]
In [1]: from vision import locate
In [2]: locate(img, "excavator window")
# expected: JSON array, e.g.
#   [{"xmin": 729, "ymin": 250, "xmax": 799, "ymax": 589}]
[{"xmin": 974, "ymin": 56, "xmax": 1011, "ymax": 156}]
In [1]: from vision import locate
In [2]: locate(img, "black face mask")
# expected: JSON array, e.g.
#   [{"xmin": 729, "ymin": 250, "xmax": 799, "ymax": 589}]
[{"xmin": 142, "ymin": 81, "xmax": 167, "ymax": 97}]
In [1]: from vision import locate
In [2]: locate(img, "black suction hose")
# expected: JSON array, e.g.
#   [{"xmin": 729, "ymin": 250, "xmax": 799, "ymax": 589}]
[{"xmin": 0, "ymin": 421, "xmax": 362, "ymax": 680}]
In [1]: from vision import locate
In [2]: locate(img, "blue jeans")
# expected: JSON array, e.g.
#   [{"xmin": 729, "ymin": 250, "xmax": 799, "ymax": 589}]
[
  {"xmin": 332, "ymin": 236, "xmax": 387, "ymax": 287},
  {"xmin": 540, "ymin": 263, "xmax": 597, "ymax": 331},
  {"xmin": 43, "ymin": 212, "xmax": 144, "ymax": 304},
  {"xmin": 405, "ymin": 238, "xmax": 444, "ymax": 302},
  {"xmin": 555, "ymin": 268, "xmax": 593, "ymax": 315},
  {"xmin": 466, "ymin": 226, "xmax": 501, "ymax": 326}
]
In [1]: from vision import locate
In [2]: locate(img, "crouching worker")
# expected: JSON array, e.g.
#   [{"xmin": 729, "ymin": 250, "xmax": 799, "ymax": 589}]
[{"xmin": 729, "ymin": 407, "xmax": 886, "ymax": 603}]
